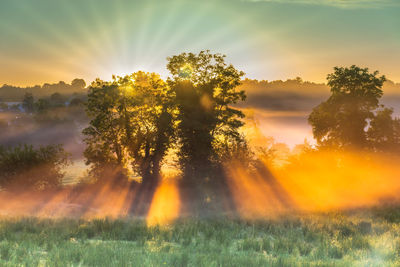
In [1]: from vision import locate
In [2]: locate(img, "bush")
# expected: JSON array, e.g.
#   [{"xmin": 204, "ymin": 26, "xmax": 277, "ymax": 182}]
[{"xmin": 0, "ymin": 144, "xmax": 70, "ymax": 190}]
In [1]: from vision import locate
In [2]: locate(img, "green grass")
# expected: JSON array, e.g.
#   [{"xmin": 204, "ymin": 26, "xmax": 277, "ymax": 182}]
[{"xmin": 0, "ymin": 207, "xmax": 400, "ymax": 266}]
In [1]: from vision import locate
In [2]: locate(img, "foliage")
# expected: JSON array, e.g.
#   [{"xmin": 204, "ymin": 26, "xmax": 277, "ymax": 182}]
[
  {"xmin": 71, "ymin": 78, "xmax": 86, "ymax": 89},
  {"xmin": 0, "ymin": 79, "xmax": 87, "ymax": 102},
  {"xmin": 34, "ymin": 98, "xmax": 51, "ymax": 113},
  {"xmin": 308, "ymin": 65, "xmax": 387, "ymax": 149},
  {"xmin": 83, "ymin": 78, "xmax": 124, "ymax": 175},
  {"xmin": 83, "ymin": 72, "xmax": 174, "ymax": 184},
  {"xmin": 167, "ymin": 51, "xmax": 246, "ymax": 179},
  {"xmin": 367, "ymin": 107, "xmax": 400, "ymax": 152},
  {"xmin": 0, "ymin": 144, "xmax": 70, "ymax": 190},
  {"xmin": 22, "ymin": 92, "xmax": 34, "ymax": 113},
  {"xmin": 49, "ymin": 92, "xmax": 67, "ymax": 107}
]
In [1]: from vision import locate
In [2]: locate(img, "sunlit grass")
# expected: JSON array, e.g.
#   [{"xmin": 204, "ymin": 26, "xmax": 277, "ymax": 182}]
[{"xmin": 1, "ymin": 206, "xmax": 400, "ymax": 266}]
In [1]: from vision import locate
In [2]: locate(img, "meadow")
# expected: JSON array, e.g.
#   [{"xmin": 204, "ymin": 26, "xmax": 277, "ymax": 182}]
[
  {"xmin": 1, "ymin": 205, "xmax": 400, "ymax": 266},
  {"xmin": 1, "ymin": 0, "xmax": 400, "ymax": 265}
]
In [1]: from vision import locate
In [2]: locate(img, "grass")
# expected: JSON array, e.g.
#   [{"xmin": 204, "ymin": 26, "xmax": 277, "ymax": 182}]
[{"xmin": 0, "ymin": 206, "xmax": 400, "ymax": 266}]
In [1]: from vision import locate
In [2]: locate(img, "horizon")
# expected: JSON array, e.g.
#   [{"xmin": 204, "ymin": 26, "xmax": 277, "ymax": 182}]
[
  {"xmin": 1, "ymin": 73, "xmax": 399, "ymax": 89},
  {"xmin": 2, "ymin": 73, "xmax": 400, "ymax": 148}
]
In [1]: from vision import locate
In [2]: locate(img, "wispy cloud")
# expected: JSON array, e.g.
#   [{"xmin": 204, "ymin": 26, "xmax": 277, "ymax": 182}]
[{"xmin": 246, "ymin": 0, "xmax": 400, "ymax": 9}]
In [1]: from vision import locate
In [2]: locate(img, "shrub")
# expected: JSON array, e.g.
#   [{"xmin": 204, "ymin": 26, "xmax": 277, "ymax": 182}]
[{"xmin": 0, "ymin": 144, "xmax": 70, "ymax": 190}]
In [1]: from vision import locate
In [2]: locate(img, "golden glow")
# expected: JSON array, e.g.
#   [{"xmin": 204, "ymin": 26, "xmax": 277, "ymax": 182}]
[
  {"xmin": 226, "ymin": 163, "xmax": 292, "ymax": 219},
  {"xmin": 146, "ymin": 177, "xmax": 180, "ymax": 226},
  {"xmin": 225, "ymin": 150, "xmax": 400, "ymax": 219},
  {"xmin": 0, "ymin": 168, "xmax": 137, "ymax": 219},
  {"xmin": 200, "ymin": 94, "xmax": 213, "ymax": 111},
  {"xmin": 1, "ymin": 149, "xmax": 400, "ymax": 221},
  {"xmin": 270, "ymin": 150, "xmax": 400, "ymax": 211}
]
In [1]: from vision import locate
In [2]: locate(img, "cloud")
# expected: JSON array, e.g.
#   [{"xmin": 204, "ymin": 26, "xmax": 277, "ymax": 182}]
[{"xmin": 245, "ymin": 0, "xmax": 400, "ymax": 9}]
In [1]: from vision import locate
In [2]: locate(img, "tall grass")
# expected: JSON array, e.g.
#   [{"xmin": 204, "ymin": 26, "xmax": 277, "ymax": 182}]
[{"xmin": 0, "ymin": 206, "xmax": 399, "ymax": 266}]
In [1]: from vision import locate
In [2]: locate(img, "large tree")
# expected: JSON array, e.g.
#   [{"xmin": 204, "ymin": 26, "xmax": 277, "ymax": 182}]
[
  {"xmin": 120, "ymin": 72, "xmax": 174, "ymax": 186},
  {"xmin": 83, "ymin": 72, "xmax": 174, "ymax": 186},
  {"xmin": 167, "ymin": 50, "xmax": 246, "ymax": 187},
  {"xmin": 83, "ymin": 78, "xmax": 125, "ymax": 178},
  {"xmin": 308, "ymin": 65, "xmax": 386, "ymax": 149}
]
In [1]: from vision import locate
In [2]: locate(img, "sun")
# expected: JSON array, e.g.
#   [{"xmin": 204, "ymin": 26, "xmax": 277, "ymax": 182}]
[{"xmin": 178, "ymin": 63, "xmax": 193, "ymax": 79}]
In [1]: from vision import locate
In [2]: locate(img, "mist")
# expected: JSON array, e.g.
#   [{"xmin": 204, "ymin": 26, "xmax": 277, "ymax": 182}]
[{"xmin": 1, "ymin": 71, "xmax": 400, "ymax": 224}]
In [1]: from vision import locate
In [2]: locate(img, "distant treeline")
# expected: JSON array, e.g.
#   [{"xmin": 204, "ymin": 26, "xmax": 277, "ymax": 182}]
[
  {"xmin": 239, "ymin": 78, "xmax": 400, "ymax": 112},
  {"xmin": 3, "ymin": 77, "xmax": 398, "ymax": 114},
  {"xmin": 0, "ymin": 79, "xmax": 87, "ymax": 101}
]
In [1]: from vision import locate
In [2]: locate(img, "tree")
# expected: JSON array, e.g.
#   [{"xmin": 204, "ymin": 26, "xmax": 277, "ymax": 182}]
[
  {"xmin": 22, "ymin": 92, "xmax": 34, "ymax": 113},
  {"xmin": 0, "ymin": 144, "xmax": 70, "ymax": 191},
  {"xmin": 166, "ymin": 50, "xmax": 246, "ymax": 206},
  {"xmin": 367, "ymin": 107, "xmax": 400, "ymax": 152},
  {"xmin": 71, "ymin": 78, "xmax": 86, "ymax": 89},
  {"xmin": 83, "ymin": 72, "xmax": 174, "ymax": 186},
  {"xmin": 121, "ymin": 72, "xmax": 174, "ymax": 185},
  {"xmin": 83, "ymin": 78, "xmax": 126, "ymax": 179},
  {"xmin": 34, "ymin": 98, "xmax": 51, "ymax": 113},
  {"xmin": 49, "ymin": 92, "xmax": 66, "ymax": 107},
  {"xmin": 308, "ymin": 65, "xmax": 386, "ymax": 149}
]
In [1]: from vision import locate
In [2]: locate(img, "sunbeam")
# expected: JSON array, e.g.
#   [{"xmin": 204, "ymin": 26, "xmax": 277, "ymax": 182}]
[{"xmin": 146, "ymin": 177, "xmax": 180, "ymax": 226}]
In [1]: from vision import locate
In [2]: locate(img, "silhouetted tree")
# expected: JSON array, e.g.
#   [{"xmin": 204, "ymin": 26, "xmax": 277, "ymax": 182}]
[
  {"xmin": 167, "ymin": 51, "xmax": 246, "ymax": 179},
  {"xmin": 22, "ymin": 92, "xmax": 34, "ymax": 113},
  {"xmin": 83, "ymin": 72, "xmax": 174, "ymax": 186},
  {"xmin": 308, "ymin": 65, "xmax": 386, "ymax": 149},
  {"xmin": 167, "ymin": 51, "xmax": 246, "ymax": 210},
  {"xmin": 121, "ymin": 72, "xmax": 174, "ymax": 186},
  {"xmin": 71, "ymin": 78, "xmax": 86, "ymax": 89},
  {"xmin": 367, "ymin": 107, "xmax": 400, "ymax": 152},
  {"xmin": 83, "ymin": 78, "xmax": 125, "ymax": 179},
  {"xmin": 35, "ymin": 98, "xmax": 51, "ymax": 113},
  {"xmin": 49, "ymin": 92, "xmax": 66, "ymax": 107}
]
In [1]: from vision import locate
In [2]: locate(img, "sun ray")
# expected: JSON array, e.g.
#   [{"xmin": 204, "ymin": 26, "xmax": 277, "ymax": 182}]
[{"xmin": 146, "ymin": 176, "xmax": 180, "ymax": 226}]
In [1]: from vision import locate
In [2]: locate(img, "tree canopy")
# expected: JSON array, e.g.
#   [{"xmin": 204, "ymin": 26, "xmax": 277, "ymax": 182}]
[
  {"xmin": 82, "ymin": 51, "xmax": 247, "ymax": 211},
  {"xmin": 166, "ymin": 51, "xmax": 246, "ymax": 181},
  {"xmin": 83, "ymin": 71, "xmax": 174, "ymax": 185},
  {"xmin": 308, "ymin": 65, "xmax": 387, "ymax": 149}
]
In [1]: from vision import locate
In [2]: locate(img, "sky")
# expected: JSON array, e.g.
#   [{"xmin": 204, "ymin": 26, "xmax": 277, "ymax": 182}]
[{"xmin": 0, "ymin": 0, "xmax": 399, "ymax": 86}]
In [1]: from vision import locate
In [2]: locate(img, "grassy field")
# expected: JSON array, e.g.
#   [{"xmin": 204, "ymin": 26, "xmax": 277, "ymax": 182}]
[{"xmin": 0, "ymin": 206, "xmax": 400, "ymax": 266}]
